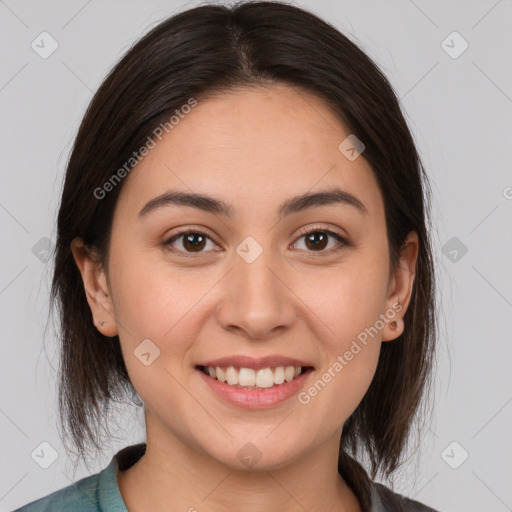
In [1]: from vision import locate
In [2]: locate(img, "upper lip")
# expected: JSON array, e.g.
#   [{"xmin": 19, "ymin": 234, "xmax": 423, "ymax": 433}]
[{"xmin": 196, "ymin": 355, "xmax": 314, "ymax": 370}]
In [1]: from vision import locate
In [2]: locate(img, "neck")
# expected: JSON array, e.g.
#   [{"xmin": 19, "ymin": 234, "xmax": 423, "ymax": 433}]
[{"xmin": 117, "ymin": 416, "xmax": 361, "ymax": 512}]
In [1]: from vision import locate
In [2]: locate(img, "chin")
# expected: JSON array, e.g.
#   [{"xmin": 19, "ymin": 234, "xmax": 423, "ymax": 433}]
[{"xmin": 200, "ymin": 435, "xmax": 302, "ymax": 473}]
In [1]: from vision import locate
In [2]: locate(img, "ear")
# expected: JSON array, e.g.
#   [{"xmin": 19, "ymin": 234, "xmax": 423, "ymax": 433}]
[
  {"xmin": 381, "ymin": 231, "xmax": 419, "ymax": 342},
  {"xmin": 70, "ymin": 237, "xmax": 119, "ymax": 337}
]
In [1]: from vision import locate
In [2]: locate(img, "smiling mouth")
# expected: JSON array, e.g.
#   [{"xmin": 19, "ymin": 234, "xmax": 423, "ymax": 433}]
[{"xmin": 196, "ymin": 365, "xmax": 314, "ymax": 389}]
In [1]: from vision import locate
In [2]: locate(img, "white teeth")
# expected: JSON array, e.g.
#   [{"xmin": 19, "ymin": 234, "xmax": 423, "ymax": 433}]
[
  {"xmin": 202, "ymin": 365, "xmax": 306, "ymax": 388},
  {"xmin": 256, "ymin": 368, "xmax": 274, "ymax": 388},
  {"xmin": 225, "ymin": 366, "xmax": 238, "ymax": 385},
  {"xmin": 274, "ymin": 366, "xmax": 285, "ymax": 384},
  {"xmin": 238, "ymin": 367, "xmax": 256, "ymax": 386}
]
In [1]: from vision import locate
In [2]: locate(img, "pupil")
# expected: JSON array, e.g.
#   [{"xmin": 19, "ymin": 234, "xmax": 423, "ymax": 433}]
[
  {"xmin": 184, "ymin": 233, "xmax": 205, "ymax": 251},
  {"xmin": 307, "ymin": 232, "xmax": 327, "ymax": 250}
]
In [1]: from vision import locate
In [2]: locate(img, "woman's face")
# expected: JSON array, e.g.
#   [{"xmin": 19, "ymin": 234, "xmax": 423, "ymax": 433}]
[{"xmin": 74, "ymin": 83, "xmax": 417, "ymax": 471}]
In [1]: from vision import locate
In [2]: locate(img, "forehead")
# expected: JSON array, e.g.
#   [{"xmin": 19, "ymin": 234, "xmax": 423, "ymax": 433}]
[{"xmin": 115, "ymin": 84, "xmax": 383, "ymax": 222}]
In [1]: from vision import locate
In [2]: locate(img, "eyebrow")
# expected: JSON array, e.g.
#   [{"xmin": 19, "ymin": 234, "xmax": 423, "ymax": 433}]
[{"xmin": 137, "ymin": 186, "xmax": 368, "ymax": 219}]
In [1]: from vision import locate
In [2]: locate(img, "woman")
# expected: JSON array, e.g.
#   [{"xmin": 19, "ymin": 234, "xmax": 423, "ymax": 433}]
[{"xmin": 15, "ymin": 1, "xmax": 439, "ymax": 510}]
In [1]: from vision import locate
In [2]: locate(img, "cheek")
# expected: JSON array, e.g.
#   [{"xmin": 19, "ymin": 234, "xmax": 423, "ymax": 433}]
[
  {"xmin": 108, "ymin": 246, "xmax": 224, "ymax": 390},
  {"xmin": 292, "ymin": 262, "xmax": 389, "ymax": 348},
  {"xmin": 289, "ymin": 255, "xmax": 387, "ymax": 407},
  {"xmin": 108, "ymin": 255, "xmax": 202, "ymax": 412},
  {"xmin": 298, "ymin": 327, "xmax": 381, "ymax": 430},
  {"xmin": 292, "ymin": 334, "xmax": 380, "ymax": 450},
  {"xmin": 109, "ymin": 244, "xmax": 208, "ymax": 335}
]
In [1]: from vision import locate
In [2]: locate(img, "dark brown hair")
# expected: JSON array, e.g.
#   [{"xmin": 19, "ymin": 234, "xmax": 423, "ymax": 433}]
[{"xmin": 50, "ymin": 0, "xmax": 437, "ymax": 491}]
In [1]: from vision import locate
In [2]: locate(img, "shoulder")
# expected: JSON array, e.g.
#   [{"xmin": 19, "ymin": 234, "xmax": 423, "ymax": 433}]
[
  {"xmin": 337, "ymin": 452, "xmax": 439, "ymax": 512},
  {"xmin": 373, "ymin": 482, "xmax": 439, "ymax": 512},
  {"xmin": 12, "ymin": 471, "xmax": 102, "ymax": 511},
  {"xmin": 12, "ymin": 444, "xmax": 144, "ymax": 512}
]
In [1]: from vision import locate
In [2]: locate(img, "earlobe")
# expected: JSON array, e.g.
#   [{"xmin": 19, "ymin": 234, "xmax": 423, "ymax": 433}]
[
  {"xmin": 70, "ymin": 237, "xmax": 119, "ymax": 337},
  {"xmin": 385, "ymin": 315, "xmax": 404, "ymax": 341},
  {"xmin": 382, "ymin": 231, "xmax": 419, "ymax": 342}
]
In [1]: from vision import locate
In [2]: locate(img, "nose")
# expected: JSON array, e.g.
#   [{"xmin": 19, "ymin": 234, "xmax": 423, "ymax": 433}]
[{"xmin": 215, "ymin": 249, "xmax": 296, "ymax": 340}]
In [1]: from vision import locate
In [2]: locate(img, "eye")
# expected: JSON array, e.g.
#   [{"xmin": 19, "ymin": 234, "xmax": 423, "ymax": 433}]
[
  {"xmin": 163, "ymin": 225, "xmax": 349, "ymax": 258},
  {"xmin": 163, "ymin": 229, "xmax": 218, "ymax": 257},
  {"xmin": 292, "ymin": 226, "xmax": 349, "ymax": 255}
]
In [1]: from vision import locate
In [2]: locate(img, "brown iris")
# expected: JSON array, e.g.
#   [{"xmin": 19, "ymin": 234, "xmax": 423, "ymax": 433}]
[
  {"xmin": 304, "ymin": 231, "xmax": 329, "ymax": 251},
  {"xmin": 182, "ymin": 233, "xmax": 207, "ymax": 252}
]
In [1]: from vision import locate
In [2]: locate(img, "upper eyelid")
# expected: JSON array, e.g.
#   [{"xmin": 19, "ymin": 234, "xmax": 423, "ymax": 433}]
[{"xmin": 296, "ymin": 225, "xmax": 346, "ymax": 238}]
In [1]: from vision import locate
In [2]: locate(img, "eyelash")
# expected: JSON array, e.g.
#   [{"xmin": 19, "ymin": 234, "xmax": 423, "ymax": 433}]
[{"xmin": 163, "ymin": 225, "xmax": 349, "ymax": 259}]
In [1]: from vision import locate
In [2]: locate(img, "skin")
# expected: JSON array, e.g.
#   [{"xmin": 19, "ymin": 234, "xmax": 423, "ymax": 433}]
[{"xmin": 72, "ymin": 83, "xmax": 418, "ymax": 512}]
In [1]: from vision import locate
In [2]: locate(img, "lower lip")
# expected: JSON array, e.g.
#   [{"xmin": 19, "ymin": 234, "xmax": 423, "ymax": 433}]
[{"xmin": 196, "ymin": 368, "xmax": 313, "ymax": 409}]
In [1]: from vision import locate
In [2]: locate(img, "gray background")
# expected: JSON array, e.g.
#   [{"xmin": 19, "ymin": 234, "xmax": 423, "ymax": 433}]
[{"xmin": 1, "ymin": 0, "xmax": 511, "ymax": 510}]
